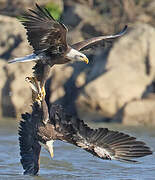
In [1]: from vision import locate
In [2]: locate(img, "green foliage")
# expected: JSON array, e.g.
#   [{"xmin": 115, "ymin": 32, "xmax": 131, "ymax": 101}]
[
  {"xmin": 45, "ymin": 2, "xmax": 62, "ymax": 20},
  {"xmin": 16, "ymin": 16, "xmax": 26, "ymax": 21}
]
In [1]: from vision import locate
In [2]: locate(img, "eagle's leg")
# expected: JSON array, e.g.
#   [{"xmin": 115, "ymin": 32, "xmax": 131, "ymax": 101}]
[
  {"xmin": 33, "ymin": 63, "xmax": 51, "ymax": 100},
  {"xmin": 25, "ymin": 76, "xmax": 50, "ymax": 126},
  {"xmin": 25, "ymin": 76, "xmax": 45, "ymax": 102}
]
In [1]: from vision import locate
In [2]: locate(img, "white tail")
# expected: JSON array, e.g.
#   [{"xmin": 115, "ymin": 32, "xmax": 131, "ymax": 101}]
[{"xmin": 8, "ymin": 54, "xmax": 39, "ymax": 64}]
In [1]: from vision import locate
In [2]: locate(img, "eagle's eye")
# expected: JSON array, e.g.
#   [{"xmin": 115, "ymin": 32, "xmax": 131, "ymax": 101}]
[{"xmin": 58, "ymin": 46, "xmax": 63, "ymax": 53}]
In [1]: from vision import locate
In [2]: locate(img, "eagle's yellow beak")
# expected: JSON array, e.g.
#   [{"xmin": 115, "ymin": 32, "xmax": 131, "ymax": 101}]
[
  {"xmin": 80, "ymin": 56, "xmax": 89, "ymax": 64},
  {"xmin": 48, "ymin": 147, "xmax": 54, "ymax": 158},
  {"xmin": 46, "ymin": 140, "xmax": 54, "ymax": 158}
]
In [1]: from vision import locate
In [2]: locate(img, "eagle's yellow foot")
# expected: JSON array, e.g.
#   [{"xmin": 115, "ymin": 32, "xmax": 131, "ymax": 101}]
[
  {"xmin": 25, "ymin": 76, "xmax": 45, "ymax": 102},
  {"xmin": 36, "ymin": 93, "xmax": 43, "ymax": 102},
  {"xmin": 41, "ymin": 86, "xmax": 46, "ymax": 99},
  {"xmin": 37, "ymin": 86, "xmax": 46, "ymax": 101}
]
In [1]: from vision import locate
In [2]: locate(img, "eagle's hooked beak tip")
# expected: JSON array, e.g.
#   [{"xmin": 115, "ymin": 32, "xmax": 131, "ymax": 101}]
[
  {"xmin": 80, "ymin": 57, "xmax": 89, "ymax": 64},
  {"xmin": 50, "ymin": 151, "xmax": 54, "ymax": 158},
  {"xmin": 46, "ymin": 140, "xmax": 54, "ymax": 159}
]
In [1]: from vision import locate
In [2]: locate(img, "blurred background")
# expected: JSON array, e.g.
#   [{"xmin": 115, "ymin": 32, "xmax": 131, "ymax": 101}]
[{"xmin": 0, "ymin": 0, "xmax": 155, "ymax": 126}]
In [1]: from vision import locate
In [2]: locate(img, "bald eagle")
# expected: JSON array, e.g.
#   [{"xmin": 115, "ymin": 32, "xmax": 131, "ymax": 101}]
[
  {"xmin": 9, "ymin": 4, "xmax": 127, "ymax": 94},
  {"xmin": 18, "ymin": 77, "xmax": 152, "ymax": 175}
]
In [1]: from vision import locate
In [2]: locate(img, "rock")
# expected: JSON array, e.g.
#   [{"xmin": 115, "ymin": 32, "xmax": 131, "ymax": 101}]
[
  {"xmin": 77, "ymin": 65, "xmax": 151, "ymax": 118},
  {"xmin": 0, "ymin": 15, "xmax": 32, "ymax": 60},
  {"xmin": 0, "ymin": 15, "xmax": 33, "ymax": 118},
  {"xmin": 76, "ymin": 23, "xmax": 155, "ymax": 122},
  {"xmin": 48, "ymin": 62, "xmax": 89, "ymax": 116},
  {"xmin": 123, "ymin": 98, "xmax": 155, "ymax": 126},
  {"xmin": 49, "ymin": 65, "xmax": 73, "ymax": 103},
  {"xmin": 1, "ymin": 61, "xmax": 33, "ymax": 118},
  {"xmin": 75, "ymin": 71, "xmax": 86, "ymax": 88},
  {"xmin": 0, "ymin": 61, "xmax": 7, "ymax": 117},
  {"xmin": 62, "ymin": 1, "xmax": 113, "ymax": 41}
]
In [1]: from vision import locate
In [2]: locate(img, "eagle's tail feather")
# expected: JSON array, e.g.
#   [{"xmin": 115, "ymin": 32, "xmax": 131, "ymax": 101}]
[{"xmin": 8, "ymin": 53, "xmax": 39, "ymax": 64}]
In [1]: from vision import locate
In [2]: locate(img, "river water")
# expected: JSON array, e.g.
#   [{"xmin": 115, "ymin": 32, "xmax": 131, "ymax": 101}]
[{"xmin": 0, "ymin": 119, "xmax": 154, "ymax": 180}]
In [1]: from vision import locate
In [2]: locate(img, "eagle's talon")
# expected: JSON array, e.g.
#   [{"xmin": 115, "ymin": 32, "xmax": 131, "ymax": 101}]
[
  {"xmin": 41, "ymin": 87, "xmax": 46, "ymax": 99},
  {"xmin": 26, "ymin": 76, "xmax": 45, "ymax": 102}
]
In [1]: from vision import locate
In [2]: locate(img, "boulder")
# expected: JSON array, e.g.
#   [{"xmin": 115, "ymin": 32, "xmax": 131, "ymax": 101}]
[
  {"xmin": 0, "ymin": 15, "xmax": 33, "ymax": 118},
  {"xmin": 49, "ymin": 65, "xmax": 73, "ymax": 103},
  {"xmin": 0, "ymin": 15, "xmax": 32, "ymax": 60},
  {"xmin": 0, "ymin": 61, "xmax": 33, "ymax": 118},
  {"xmin": 48, "ymin": 63, "xmax": 88, "ymax": 116},
  {"xmin": 76, "ymin": 23, "xmax": 155, "ymax": 123},
  {"xmin": 123, "ymin": 98, "xmax": 155, "ymax": 126}
]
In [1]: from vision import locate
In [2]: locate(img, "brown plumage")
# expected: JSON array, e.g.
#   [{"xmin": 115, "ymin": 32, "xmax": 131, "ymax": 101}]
[
  {"xmin": 72, "ymin": 25, "xmax": 127, "ymax": 51},
  {"xmin": 22, "ymin": 4, "xmax": 68, "ymax": 56},
  {"xmin": 19, "ymin": 98, "xmax": 152, "ymax": 175}
]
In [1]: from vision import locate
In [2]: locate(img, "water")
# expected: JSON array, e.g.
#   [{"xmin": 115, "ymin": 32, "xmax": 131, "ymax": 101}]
[{"xmin": 0, "ymin": 119, "xmax": 155, "ymax": 180}]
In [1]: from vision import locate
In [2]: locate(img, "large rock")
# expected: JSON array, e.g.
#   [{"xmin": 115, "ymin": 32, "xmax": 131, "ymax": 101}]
[
  {"xmin": 123, "ymin": 98, "xmax": 155, "ymax": 125},
  {"xmin": 76, "ymin": 23, "xmax": 155, "ymax": 122},
  {"xmin": 0, "ymin": 60, "xmax": 33, "ymax": 118},
  {"xmin": 0, "ymin": 15, "xmax": 32, "ymax": 60},
  {"xmin": 0, "ymin": 61, "xmax": 7, "ymax": 117},
  {"xmin": 62, "ymin": 1, "xmax": 115, "ymax": 45},
  {"xmin": 49, "ymin": 65, "xmax": 73, "ymax": 103},
  {"xmin": 0, "ymin": 15, "xmax": 33, "ymax": 118},
  {"xmin": 48, "ymin": 63, "xmax": 88, "ymax": 116}
]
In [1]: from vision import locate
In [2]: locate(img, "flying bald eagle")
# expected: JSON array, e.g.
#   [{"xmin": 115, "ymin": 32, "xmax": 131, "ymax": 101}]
[
  {"xmin": 9, "ymin": 3, "xmax": 127, "ymax": 94},
  {"xmin": 18, "ymin": 77, "xmax": 152, "ymax": 175}
]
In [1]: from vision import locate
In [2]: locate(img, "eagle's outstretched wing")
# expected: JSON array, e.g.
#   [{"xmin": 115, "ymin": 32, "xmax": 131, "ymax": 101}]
[
  {"xmin": 72, "ymin": 25, "xmax": 127, "ymax": 51},
  {"xmin": 21, "ymin": 3, "xmax": 68, "ymax": 55},
  {"xmin": 50, "ymin": 104, "xmax": 152, "ymax": 163},
  {"xmin": 18, "ymin": 103, "xmax": 42, "ymax": 175}
]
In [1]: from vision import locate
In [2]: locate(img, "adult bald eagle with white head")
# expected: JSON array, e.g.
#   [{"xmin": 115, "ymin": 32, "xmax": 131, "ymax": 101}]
[{"xmin": 9, "ymin": 3, "xmax": 127, "ymax": 97}]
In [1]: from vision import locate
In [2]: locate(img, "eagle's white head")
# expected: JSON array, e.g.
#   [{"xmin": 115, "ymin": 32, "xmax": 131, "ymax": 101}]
[{"xmin": 65, "ymin": 48, "xmax": 89, "ymax": 64}]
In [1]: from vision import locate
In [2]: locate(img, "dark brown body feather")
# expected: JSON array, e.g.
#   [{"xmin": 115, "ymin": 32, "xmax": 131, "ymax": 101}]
[{"xmin": 19, "ymin": 100, "xmax": 152, "ymax": 175}]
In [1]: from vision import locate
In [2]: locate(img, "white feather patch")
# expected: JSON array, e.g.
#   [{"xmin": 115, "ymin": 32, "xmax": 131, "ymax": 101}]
[
  {"xmin": 8, "ymin": 53, "xmax": 39, "ymax": 64},
  {"xmin": 94, "ymin": 146, "xmax": 113, "ymax": 159},
  {"xmin": 66, "ymin": 48, "xmax": 87, "ymax": 61}
]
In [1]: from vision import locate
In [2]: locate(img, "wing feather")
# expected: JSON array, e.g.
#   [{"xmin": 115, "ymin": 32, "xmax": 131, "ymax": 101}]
[
  {"xmin": 50, "ymin": 104, "xmax": 152, "ymax": 163},
  {"xmin": 72, "ymin": 25, "xmax": 127, "ymax": 51},
  {"xmin": 21, "ymin": 3, "xmax": 68, "ymax": 55},
  {"xmin": 18, "ymin": 103, "xmax": 42, "ymax": 175}
]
